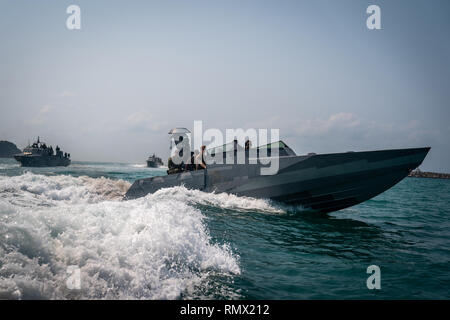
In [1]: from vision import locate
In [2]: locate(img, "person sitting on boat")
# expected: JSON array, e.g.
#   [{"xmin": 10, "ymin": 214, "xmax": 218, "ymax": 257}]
[
  {"xmin": 167, "ymin": 157, "xmax": 174, "ymax": 174},
  {"xmin": 167, "ymin": 156, "xmax": 184, "ymax": 174}
]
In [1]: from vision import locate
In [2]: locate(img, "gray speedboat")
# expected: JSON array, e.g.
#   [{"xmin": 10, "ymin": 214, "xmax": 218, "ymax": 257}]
[{"xmin": 125, "ymin": 138, "xmax": 430, "ymax": 213}]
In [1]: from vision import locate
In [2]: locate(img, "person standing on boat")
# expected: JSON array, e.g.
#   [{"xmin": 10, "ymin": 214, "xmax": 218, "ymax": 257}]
[{"xmin": 195, "ymin": 145, "xmax": 207, "ymax": 170}]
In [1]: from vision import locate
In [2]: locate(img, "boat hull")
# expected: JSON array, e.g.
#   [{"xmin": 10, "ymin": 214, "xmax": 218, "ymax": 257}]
[
  {"xmin": 14, "ymin": 155, "xmax": 71, "ymax": 167},
  {"xmin": 146, "ymin": 161, "xmax": 161, "ymax": 168},
  {"xmin": 125, "ymin": 147, "xmax": 430, "ymax": 213}
]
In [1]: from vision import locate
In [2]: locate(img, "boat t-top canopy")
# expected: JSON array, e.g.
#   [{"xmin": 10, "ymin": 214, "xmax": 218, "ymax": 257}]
[{"xmin": 168, "ymin": 128, "xmax": 191, "ymax": 134}]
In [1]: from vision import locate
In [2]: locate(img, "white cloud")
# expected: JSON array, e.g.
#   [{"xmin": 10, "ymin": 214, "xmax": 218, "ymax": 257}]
[
  {"xmin": 245, "ymin": 112, "xmax": 438, "ymax": 153},
  {"xmin": 60, "ymin": 91, "xmax": 75, "ymax": 97},
  {"xmin": 293, "ymin": 112, "xmax": 361, "ymax": 136},
  {"xmin": 126, "ymin": 111, "xmax": 167, "ymax": 133},
  {"xmin": 28, "ymin": 105, "xmax": 53, "ymax": 125}
]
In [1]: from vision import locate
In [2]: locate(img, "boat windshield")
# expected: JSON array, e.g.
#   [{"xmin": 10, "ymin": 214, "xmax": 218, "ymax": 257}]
[
  {"xmin": 207, "ymin": 141, "xmax": 242, "ymax": 155},
  {"xmin": 207, "ymin": 140, "xmax": 296, "ymax": 157}
]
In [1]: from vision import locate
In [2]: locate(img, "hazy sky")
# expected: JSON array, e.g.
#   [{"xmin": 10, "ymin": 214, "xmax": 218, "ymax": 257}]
[{"xmin": 0, "ymin": 0, "xmax": 449, "ymax": 171}]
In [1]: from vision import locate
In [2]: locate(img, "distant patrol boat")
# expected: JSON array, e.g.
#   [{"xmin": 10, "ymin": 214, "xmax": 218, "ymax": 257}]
[
  {"xmin": 146, "ymin": 154, "xmax": 164, "ymax": 168},
  {"xmin": 14, "ymin": 137, "xmax": 71, "ymax": 167}
]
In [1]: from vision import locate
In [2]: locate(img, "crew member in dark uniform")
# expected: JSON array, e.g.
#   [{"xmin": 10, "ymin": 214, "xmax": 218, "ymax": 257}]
[{"xmin": 195, "ymin": 145, "xmax": 207, "ymax": 170}]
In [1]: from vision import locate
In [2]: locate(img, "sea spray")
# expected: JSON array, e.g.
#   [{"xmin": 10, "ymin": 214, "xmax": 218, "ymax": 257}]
[
  {"xmin": 0, "ymin": 172, "xmax": 240, "ymax": 299},
  {"xmin": 1, "ymin": 162, "xmax": 449, "ymax": 299},
  {"xmin": 0, "ymin": 172, "xmax": 130, "ymax": 206}
]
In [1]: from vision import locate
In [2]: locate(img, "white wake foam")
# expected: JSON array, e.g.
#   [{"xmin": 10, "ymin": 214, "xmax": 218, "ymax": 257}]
[
  {"xmin": 0, "ymin": 163, "xmax": 20, "ymax": 170},
  {"xmin": 150, "ymin": 186, "xmax": 287, "ymax": 214},
  {"xmin": 0, "ymin": 173, "xmax": 240, "ymax": 299},
  {"xmin": 130, "ymin": 164, "xmax": 146, "ymax": 168},
  {"xmin": 0, "ymin": 172, "xmax": 130, "ymax": 207}
]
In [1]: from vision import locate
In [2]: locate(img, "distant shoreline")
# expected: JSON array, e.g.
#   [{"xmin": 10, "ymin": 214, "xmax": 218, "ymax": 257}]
[
  {"xmin": 409, "ymin": 170, "xmax": 450, "ymax": 180},
  {"xmin": 0, "ymin": 140, "xmax": 21, "ymax": 158}
]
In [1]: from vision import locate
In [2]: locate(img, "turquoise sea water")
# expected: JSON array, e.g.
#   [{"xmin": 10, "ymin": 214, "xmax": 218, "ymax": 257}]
[{"xmin": 0, "ymin": 158, "xmax": 449, "ymax": 299}]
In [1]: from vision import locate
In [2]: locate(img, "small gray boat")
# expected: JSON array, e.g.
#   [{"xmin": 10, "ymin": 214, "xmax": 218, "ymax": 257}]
[{"xmin": 125, "ymin": 137, "xmax": 430, "ymax": 213}]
